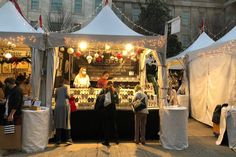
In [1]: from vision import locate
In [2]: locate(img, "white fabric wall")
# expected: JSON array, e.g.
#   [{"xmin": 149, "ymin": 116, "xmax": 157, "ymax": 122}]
[
  {"xmin": 31, "ymin": 49, "xmax": 44, "ymax": 99},
  {"xmin": 45, "ymin": 48, "xmax": 58, "ymax": 107},
  {"xmin": 189, "ymin": 53, "xmax": 236, "ymax": 126}
]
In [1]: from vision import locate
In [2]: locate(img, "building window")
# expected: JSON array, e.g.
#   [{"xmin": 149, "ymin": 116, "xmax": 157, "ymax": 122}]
[
  {"xmin": 95, "ymin": 0, "xmax": 102, "ymax": 13},
  {"xmin": 74, "ymin": 0, "xmax": 82, "ymax": 13},
  {"xmin": 51, "ymin": 0, "xmax": 62, "ymax": 12},
  {"xmin": 181, "ymin": 11, "xmax": 190, "ymax": 26},
  {"xmin": 31, "ymin": 0, "xmax": 39, "ymax": 10},
  {"xmin": 132, "ymin": 4, "xmax": 140, "ymax": 22}
]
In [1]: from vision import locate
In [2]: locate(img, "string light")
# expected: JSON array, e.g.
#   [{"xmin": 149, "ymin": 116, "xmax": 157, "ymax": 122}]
[{"xmin": 112, "ymin": 3, "xmax": 158, "ymax": 36}]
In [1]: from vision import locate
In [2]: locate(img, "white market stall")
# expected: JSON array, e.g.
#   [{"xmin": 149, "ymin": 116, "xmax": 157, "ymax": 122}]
[
  {"xmin": 186, "ymin": 26, "xmax": 236, "ymax": 126},
  {"xmin": 167, "ymin": 32, "xmax": 215, "ymax": 70},
  {"xmin": 0, "ymin": 1, "xmax": 49, "ymax": 153},
  {"xmin": 46, "ymin": 3, "xmax": 168, "ymax": 141}
]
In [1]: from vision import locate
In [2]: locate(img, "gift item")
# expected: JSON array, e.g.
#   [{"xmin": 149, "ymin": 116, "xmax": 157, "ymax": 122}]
[{"xmin": 0, "ymin": 125, "xmax": 22, "ymax": 149}]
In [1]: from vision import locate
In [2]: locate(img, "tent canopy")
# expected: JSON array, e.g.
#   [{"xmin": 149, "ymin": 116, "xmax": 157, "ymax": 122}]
[
  {"xmin": 0, "ymin": 1, "xmax": 35, "ymax": 33},
  {"xmin": 0, "ymin": 1, "xmax": 44, "ymax": 49},
  {"xmin": 167, "ymin": 32, "xmax": 215, "ymax": 69},
  {"xmin": 73, "ymin": 5, "xmax": 142, "ymax": 36},
  {"xmin": 217, "ymin": 26, "xmax": 236, "ymax": 43}
]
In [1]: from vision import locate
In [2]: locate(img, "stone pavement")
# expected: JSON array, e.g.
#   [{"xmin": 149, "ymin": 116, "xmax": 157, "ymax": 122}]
[{"xmin": 0, "ymin": 119, "xmax": 236, "ymax": 157}]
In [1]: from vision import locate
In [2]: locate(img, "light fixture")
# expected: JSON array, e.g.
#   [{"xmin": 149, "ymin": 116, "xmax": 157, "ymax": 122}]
[
  {"xmin": 105, "ymin": 44, "xmax": 111, "ymax": 50},
  {"xmin": 79, "ymin": 41, "xmax": 87, "ymax": 51},
  {"xmin": 122, "ymin": 50, "xmax": 128, "ymax": 56},
  {"xmin": 4, "ymin": 52, "xmax": 12, "ymax": 59},
  {"xmin": 7, "ymin": 41, "xmax": 12, "ymax": 46},
  {"xmin": 125, "ymin": 43, "xmax": 134, "ymax": 51}
]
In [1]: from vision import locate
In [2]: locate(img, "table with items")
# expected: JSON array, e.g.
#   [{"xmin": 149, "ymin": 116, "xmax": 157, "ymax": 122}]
[{"xmin": 53, "ymin": 84, "xmax": 160, "ymax": 140}]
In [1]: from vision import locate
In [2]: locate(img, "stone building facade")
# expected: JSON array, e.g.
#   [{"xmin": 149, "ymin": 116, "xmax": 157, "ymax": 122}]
[{"xmin": 0, "ymin": 0, "xmax": 235, "ymax": 46}]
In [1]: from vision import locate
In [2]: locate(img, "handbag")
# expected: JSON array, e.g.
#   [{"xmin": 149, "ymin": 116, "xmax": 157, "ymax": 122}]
[
  {"xmin": 132, "ymin": 97, "xmax": 146, "ymax": 112},
  {"xmin": 94, "ymin": 94, "xmax": 105, "ymax": 110},
  {"xmin": 104, "ymin": 92, "xmax": 112, "ymax": 107},
  {"xmin": 4, "ymin": 121, "xmax": 15, "ymax": 135}
]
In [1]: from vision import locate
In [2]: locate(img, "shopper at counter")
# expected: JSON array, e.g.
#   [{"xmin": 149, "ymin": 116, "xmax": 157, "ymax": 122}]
[
  {"xmin": 99, "ymin": 81, "xmax": 119, "ymax": 147},
  {"xmin": 1, "ymin": 77, "xmax": 23, "ymax": 156},
  {"xmin": 54, "ymin": 78, "xmax": 72, "ymax": 146},
  {"xmin": 132, "ymin": 85, "xmax": 149, "ymax": 145},
  {"xmin": 5, "ymin": 77, "xmax": 23, "ymax": 125},
  {"xmin": 97, "ymin": 71, "xmax": 109, "ymax": 88},
  {"xmin": 73, "ymin": 67, "xmax": 90, "ymax": 88}
]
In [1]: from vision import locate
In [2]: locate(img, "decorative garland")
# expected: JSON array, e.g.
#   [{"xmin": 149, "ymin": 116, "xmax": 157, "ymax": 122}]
[{"xmin": 0, "ymin": 57, "xmax": 31, "ymax": 64}]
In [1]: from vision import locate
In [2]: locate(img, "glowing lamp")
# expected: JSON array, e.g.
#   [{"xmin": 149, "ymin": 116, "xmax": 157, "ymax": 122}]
[
  {"xmin": 4, "ymin": 52, "xmax": 12, "ymax": 59},
  {"xmin": 125, "ymin": 43, "xmax": 134, "ymax": 51},
  {"xmin": 79, "ymin": 41, "xmax": 87, "ymax": 51},
  {"xmin": 105, "ymin": 44, "xmax": 111, "ymax": 50},
  {"xmin": 122, "ymin": 50, "xmax": 128, "ymax": 56}
]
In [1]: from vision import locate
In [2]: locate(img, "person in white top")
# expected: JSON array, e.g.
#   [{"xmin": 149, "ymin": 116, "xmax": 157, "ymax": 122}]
[{"xmin": 73, "ymin": 67, "xmax": 90, "ymax": 88}]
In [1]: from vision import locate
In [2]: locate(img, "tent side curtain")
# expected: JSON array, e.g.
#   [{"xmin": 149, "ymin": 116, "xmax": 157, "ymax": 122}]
[
  {"xmin": 187, "ymin": 39, "xmax": 236, "ymax": 126},
  {"xmin": 0, "ymin": 32, "xmax": 45, "ymax": 50},
  {"xmin": 31, "ymin": 48, "xmax": 44, "ymax": 99},
  {"xmin": 47, "ymin": 33, "xmax": 166, "ymax": 51}
]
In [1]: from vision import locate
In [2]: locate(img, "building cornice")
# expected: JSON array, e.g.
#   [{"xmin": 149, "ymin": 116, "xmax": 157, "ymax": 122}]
[
  {"xmin": 166, "ymin": 1, "xmax": 224, "ymax": 9},
  {"xmin": 224, "ymin": 0, "xmax": 236, "ymax": 7}
]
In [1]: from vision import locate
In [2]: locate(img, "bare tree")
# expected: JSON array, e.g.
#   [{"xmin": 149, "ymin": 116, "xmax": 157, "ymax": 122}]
[{"xmin": 47, "ymin": 9, "xmax": 74, "ymax": 32}]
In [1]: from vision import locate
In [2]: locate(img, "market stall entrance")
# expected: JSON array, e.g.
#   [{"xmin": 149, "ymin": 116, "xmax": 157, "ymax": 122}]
[{"xmin": 47, "ymin": 4, "xmax": 167, "ymax": 140}]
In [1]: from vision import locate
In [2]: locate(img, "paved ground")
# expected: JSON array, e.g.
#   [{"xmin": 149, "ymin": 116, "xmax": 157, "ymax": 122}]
[{"xmin": 1, "ymin": 118, "xmax": 236, "ymax": 157}]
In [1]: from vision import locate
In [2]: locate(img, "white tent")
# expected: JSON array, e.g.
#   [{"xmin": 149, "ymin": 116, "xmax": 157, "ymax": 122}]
[
  {"xmin": 217, "ymin": 26, "xmax": 236, "ymax": 43},
  {"xmin": 48, "ymin": 4, "xmax": 167, "ymax": 108},
  {"xmin": 0, "ymin": 1, "xmax": 44, "ymax": 49},
  {"xmin": 186, "ymin": 26, "xmax": 236, "ymax": 126},
  {"xmin": 73, "ymin": 5, "xmax": 142, "ymax": 36},
  {"xmin": 167, "ymin": 32, "xmax": 215, "ymax": 69},
  {"xmin": 0, "ymin": 1, "xmax": 35, "ymax": 32},
  {"xmin": 0, "ymin": 1, "xmax": 45, "ymax": 101}
]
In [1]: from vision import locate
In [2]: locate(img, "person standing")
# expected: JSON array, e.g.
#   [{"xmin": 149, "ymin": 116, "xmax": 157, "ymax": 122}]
[
  {"xmin": 97, "ymin": 71, "xmax": 109, "ymax": 88},
  {"xmin": 132, "ymin": 85, "xmax": 149, "ymax": 145},
  {"xmin": 1, "ymin": 77, "xmax": 23, "ymax": 156},
  {"xmin": 99, "ymin": 81, "xmax": 119, "ymax": 147},
  {"xmin": 54, "ymin": 78, "xmax": 72, "ymax": 146},
  {"xmin": 73, "ymin": 67, "xmax": 90, "ymax": 88},
  {"xmin": 5, "ymin": 77, "xmax": 23, "ymax": 125}
]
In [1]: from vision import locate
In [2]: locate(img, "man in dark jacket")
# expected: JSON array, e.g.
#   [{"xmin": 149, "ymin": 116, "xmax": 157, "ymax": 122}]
[
  {"xmin": 99, "ymin": 81, "xmax": 119, "ymax": 147},
  {"xmin": 5, "ymin": 77, "xmax": 23, "ymax": 125},
  {"xmin": 2, "ymin": 77, "xmax": 23, "ymax": 156}
]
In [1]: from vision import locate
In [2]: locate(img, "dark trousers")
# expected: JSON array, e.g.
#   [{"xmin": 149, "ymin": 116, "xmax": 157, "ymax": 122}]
[
  {"xmin": 102, "ymin": 111, "xmax": 118, "ymax": 143},
  {"xmin": 56, "ymin": 128, "xmax": 72, "ymax": 143}
]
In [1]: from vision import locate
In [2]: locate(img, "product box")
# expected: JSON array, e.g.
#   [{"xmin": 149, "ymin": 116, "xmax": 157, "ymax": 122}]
[{"xmin": 0, "ymin": 125, "xmax": 22, "ymax": 149}]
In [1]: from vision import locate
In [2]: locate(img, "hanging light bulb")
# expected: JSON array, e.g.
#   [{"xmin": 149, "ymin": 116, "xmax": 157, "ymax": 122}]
[
  {"xmin": 4, "ymin": 52, "xmax": 12, "ymax": 59},
  {"xmin": 125, "ymin": 43, "xmax": 134, "ymax": 52},
  {"xmin": 105, "ymin": 44, "xmax": 111, "ymax": 50},
  {"xmin": 122, "ymin": 50, "xmax": 128, "ymax": 56},
  {"xmin": 79, "ymin": 41, "xmax": 88, "ymax": 51}
]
